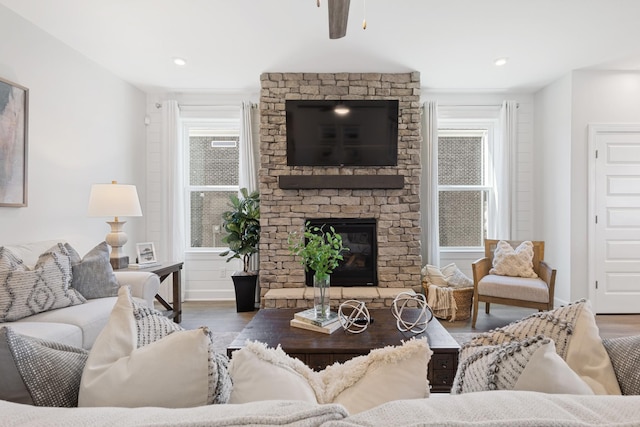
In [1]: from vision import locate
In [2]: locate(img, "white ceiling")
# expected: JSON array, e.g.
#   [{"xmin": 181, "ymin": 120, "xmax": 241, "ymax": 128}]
[{"xmin": 3, "ymin": 0, "xmax": 640, "ymax": 94}]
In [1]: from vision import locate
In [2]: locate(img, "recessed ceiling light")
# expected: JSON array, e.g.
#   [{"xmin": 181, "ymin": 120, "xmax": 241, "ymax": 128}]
[
  {"xmin": 494, "ymin": 57, "xmax": 508, "ymax": 67},
  {"xmin": 173, "ymin": 57, "xmax": 187, "ymax": 66}
]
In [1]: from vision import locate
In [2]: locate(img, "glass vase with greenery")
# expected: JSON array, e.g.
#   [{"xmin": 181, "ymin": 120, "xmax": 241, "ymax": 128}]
[{"xmin": 288, "ymin": 222, "xmax": 348, "ymax": 319}]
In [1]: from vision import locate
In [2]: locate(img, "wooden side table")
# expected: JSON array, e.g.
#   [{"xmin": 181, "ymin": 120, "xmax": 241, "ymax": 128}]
[{"xmin": 120, "ymin": 261, "xmax": 184, "ymax": 323}]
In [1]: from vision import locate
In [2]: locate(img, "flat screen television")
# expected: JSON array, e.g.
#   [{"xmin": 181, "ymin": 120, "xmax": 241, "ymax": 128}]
[{"xmin": 286, "ymin": 100, "xmax": 399, "ymax": 166}]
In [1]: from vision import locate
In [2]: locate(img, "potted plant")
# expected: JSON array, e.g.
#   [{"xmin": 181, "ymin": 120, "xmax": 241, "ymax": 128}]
[
  {"xmin": 220, "ymin": 188, "xmax": 260, "ymax": 312},
  {"xmin": 288, "ymin": 221, "xmax": 348, "ymax": 319}
]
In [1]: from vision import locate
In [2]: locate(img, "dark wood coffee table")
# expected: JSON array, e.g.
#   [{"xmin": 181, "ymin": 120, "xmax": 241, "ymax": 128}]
[{"xmin": 227, "ymin": 308, "xmax": 460, "ymax": 393}]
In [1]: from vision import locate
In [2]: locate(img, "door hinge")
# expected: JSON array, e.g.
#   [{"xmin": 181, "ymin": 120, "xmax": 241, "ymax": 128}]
[
  {"xmin": 595, "ymin": 280, "xmax": 598, "ymax": 289},
  {"xmin": 595, "ymin": 215, "xmax": 598, "ymax": 224},
  {"xmin": 595, "ymin": 150, "xmax": 598, "ymax": 159}
]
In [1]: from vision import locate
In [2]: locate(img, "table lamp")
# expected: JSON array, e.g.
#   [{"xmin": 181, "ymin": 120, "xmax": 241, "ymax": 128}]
[{"xmin": 88, "ymin": 181, "xmax": 142, "ymax": 269}]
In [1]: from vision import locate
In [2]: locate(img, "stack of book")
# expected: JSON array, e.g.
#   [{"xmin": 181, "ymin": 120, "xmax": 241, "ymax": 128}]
[{"xmin": 290, "ymin": 308, "xmax": 342, "ymax": 334}]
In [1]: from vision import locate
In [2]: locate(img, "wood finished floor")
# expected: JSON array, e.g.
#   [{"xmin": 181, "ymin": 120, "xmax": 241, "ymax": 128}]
[{"xmin": 177, "ymin": 301, "xmax": 640, "ymax": 339}]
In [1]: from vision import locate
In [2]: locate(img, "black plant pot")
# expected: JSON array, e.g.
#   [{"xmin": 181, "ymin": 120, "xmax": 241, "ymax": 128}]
[{"xmin": 231, "ymin": 274, "xmax": 257, "ymax": 312}]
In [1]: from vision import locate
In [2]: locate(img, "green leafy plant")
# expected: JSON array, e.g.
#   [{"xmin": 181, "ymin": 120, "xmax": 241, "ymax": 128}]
[
  {"xmin": 287, "ymin": 222, "xmax": 349, "ymax": 280},
  {"xmin": 220, "ymin": 188, "xmax": 260, "ymax": 274}
]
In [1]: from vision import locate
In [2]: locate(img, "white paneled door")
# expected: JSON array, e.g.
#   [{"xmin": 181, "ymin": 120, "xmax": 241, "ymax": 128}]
[{"xmin": 589, "ymin": 124, "xmax": 640, "ymax": 313}]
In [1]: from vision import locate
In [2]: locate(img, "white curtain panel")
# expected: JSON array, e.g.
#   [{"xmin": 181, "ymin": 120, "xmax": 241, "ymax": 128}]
[
  {"xmin": 239, "ymin": 102, "xmax": 258, "ymax": 193},
  {"xmin": 489, "ymin": 100, "xmax": 517, "ymax": 239},
  {"xmin": 239, "ymin": 101, "xmax": 259, "ymax": 275},
  {"xmin": 160, "ymin": 100, "xmax": 185, "ymax": 262},
  {"xmin": 420, "ymin": 101, "xmax": 440, "ymax": 267}
]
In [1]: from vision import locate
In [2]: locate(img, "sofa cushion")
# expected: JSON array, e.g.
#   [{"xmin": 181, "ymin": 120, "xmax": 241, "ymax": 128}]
[
  {"xmin": 79, "ymin": 287, "xmax": 231, "ymax": 408},
  {"xmin": 228, "ymin": 338, "xmax": 432, "ymax": 415},
  {"xmin": 603, "ymin": 335, "xmax": 640, "ymax": 395},
  {"xmin": 489, "ymin": 240, "xmax": 538, "ymax": 278},
  {"xmin": 453, "ymin": 335, "xmax": 593, "ymax": 395},
  {"xmin": 66, "ymin": 242, "xmax": 119, "ymax": 299},
  {"xmin": 3, "ymin": 322, "xmax": 83, "ymax": 348},
  {"xmin": 0, "ymin": 244, "xmax": 86, "ymax": 322},
  {"xmin": 464, "ymin": 300, "xmax": 621, "ymax": 395},
  {"xmin": 0, "ymin": 399, "xmax": 349, "ymax": 427},
  {"xmin": 0, "ymin": 327, "xmax": 88, "ymax": 407}
]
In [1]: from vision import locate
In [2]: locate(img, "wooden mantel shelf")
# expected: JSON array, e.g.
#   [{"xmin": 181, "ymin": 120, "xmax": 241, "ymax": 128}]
[{"xmin": 278, "ymin": 175, "xmax": 404, "ymax": 190}]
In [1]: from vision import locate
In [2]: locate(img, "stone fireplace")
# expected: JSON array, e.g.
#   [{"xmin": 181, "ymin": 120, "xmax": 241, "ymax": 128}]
[{"xmin": 259, "ymin": 72, "xmax": 422, "ymax": 307}]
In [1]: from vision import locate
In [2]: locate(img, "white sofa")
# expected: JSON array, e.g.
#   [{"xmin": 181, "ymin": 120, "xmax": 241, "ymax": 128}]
[
  {"xmin": 1, "ymin": 391, "xmax": 640, "ymax": 426},
  {"xmin": 0, "ymin": 240, "xmax": 160, "ymax": 349}
]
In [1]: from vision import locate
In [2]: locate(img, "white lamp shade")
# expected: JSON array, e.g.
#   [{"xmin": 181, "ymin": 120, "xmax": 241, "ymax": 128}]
[{"xmin": 88, "ymin": 183, "xmax": 142, "ymax": 218}]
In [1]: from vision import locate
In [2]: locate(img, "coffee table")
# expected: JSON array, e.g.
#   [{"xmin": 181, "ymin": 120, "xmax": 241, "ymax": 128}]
[{"xmin": 227, "ymin": 308, "xmax": 460, "ymax": 393}]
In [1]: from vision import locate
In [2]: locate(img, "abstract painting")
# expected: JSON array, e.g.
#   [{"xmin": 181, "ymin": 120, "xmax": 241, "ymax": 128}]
[{"xmin": 0, "ymin": 77, "xmax": 28, "ymax": 207}]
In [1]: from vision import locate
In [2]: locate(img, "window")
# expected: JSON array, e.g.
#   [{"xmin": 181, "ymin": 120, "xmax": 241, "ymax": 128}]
[
  {"xmin": 183, "ymin": 122, "xmax": 239, "ymax": 249},
  {"xmin": 437, "ymin": 129, "xmax": 492, "ymax": 249}
]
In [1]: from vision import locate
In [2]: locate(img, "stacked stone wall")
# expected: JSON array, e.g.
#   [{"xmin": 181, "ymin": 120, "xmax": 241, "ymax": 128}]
[{"xmin": 259, "ymin": 72, "xmax": 422, "ymax": 303}]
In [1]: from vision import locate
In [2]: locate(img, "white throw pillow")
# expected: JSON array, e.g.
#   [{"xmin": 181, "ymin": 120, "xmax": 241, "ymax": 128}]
[
  {"xmin": 421, "ymin": 264, "xmax": 449, "ymax": 286},
  {"xmin": 464, "ymin": 300, "xmax": 621, "ymax": 395},
  {"xmin": 453, "ymin": 335, "xmax": 593, "ymax": 395},
  {"xmin": 440, "ymin": 264, "xmax": 473, "ymax": 288},
  {"xmin": 78, "ymin": 287, "xmax": 231, "ymax": 407},
  {"xmin": 229, "ymin": 338, "xmax": 432, "ymax": 414},
  {"xmin": 489, "ymin": 240, "xmax": 538, "ymax": 278}
]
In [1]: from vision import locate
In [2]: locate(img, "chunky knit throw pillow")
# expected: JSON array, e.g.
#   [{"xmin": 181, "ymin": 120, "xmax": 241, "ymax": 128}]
[{"xmin": 489, "ymin": 240, "xmax": 537, "ymax": 278}]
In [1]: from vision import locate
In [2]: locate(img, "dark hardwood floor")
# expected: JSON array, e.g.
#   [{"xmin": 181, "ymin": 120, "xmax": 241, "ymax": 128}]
[{"xmin": 176, "ymin": 301, "xmax": 640, "ymax": 339}]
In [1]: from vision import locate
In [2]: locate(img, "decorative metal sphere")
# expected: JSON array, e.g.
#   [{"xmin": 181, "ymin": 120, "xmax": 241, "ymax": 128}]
[
  {"xmin": 391, "ymin": 292, "xmax": 433, "ymax": 334},
  {"xmin": 338, "ymin": 300, "xmax": 370, "ymax": 334}
]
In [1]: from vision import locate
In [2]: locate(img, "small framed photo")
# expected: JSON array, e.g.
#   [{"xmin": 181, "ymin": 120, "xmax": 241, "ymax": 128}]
[{"xmin": 136, "ymin": 242, "xmax": 157, "ymax": 264}]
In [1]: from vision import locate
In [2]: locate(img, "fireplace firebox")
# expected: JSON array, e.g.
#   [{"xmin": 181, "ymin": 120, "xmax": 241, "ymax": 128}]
[{"xmin": 305, "ymin": 218, "xmax": 377, "ymax": 287}]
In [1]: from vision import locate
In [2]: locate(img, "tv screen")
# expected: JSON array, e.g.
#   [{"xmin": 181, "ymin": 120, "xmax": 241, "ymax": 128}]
[{"xmin": 286, "ymin": 100, "xmax": 399, "ymax": 166}]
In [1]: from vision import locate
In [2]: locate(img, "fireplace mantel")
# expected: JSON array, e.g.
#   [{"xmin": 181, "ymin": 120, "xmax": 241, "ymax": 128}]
[{"xmin": 278, "ymin": 175, "xmax": 404, "ymax": 189}]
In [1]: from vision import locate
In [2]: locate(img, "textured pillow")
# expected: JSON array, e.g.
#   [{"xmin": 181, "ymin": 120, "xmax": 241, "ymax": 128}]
[
  {"xmin": 453, "ymin": 335, "xmax": 593, "ymax": 395},
  {"xmin": 79, "ymin": 286, "xmax": 231, "ymax": 407},
  {"xmin": 0, "ymin": 326, "xmax": 89, "ymax": 407},
  {"xmin": 441, "ymin": 264, "xmax": 473, "ymax": 288},
  {"xmin": 131, "ymin": 291, "xmax": 184, "ymax": 348},
  {"xmin": 0, "ymin": 244, "xmax": 86, "ymax": 322},
  {"xmin": 489, "ymin": 240, "xmax": 537, "ymax": 278},
  {"xmin": 229, "ymin": 338, "xmax": 432, "ymax": 415},
  {"xmin": 66, "ymin": 242, "xmax": 119, "ymax": 299},
  {"xmin": 421, "ymin": 264, "xmax": 449, "ymax": 286},
  {"xmin": 465, "ymin": 300, "xmax": 621, "ymax": 395},
  {"xmin": 603, "ymin": 335, "xmax": 640, "ymax": 395}
]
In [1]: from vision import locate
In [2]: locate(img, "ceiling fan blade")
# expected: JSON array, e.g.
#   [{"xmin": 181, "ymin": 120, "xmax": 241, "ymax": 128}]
[{"xmin": 328, "ymin": 0, "xmax": 350, "ymax": 39}]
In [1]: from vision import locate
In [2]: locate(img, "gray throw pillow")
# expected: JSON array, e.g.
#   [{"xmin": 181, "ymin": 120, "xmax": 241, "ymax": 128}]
[
  {"xmin": 603, "ymin": 335, "xmax": 640, "ymax": 395},
  {"xmin": 66, "ymin": 242, "xmax": 120, "ymax": 299},
  {"xmin": 0, "ymin": 244, "xmax": 86, "ymax": 322},
  {"xmin": 0, "ymin": 327, "xmax": 89, "ymax": 407}
]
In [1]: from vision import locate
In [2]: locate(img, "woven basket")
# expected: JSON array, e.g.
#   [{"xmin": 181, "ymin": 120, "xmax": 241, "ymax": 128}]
[{"xmin": 422, "ymin": 280, "xmax": 474, "ymax": 321}]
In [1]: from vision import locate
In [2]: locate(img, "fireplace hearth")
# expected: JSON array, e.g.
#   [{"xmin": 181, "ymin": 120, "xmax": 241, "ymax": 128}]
[{"xmin": 305, "ymin": 218, "xmax": 377, "ymax": 287}]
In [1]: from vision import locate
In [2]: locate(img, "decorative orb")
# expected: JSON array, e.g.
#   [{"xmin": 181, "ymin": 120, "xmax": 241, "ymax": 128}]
[
  {"xmin": 391, "ymin": 292, "xmax": 433, "ymax": 334},
  {"xmin": 338, "ymin": 300, "xmax": 370, "ymax": 334}
]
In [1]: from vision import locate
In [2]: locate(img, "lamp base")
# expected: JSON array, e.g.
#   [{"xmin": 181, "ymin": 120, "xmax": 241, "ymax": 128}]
[{"xmin": 110, "ymin": 255, "xmax": 129, "ymax": 270}]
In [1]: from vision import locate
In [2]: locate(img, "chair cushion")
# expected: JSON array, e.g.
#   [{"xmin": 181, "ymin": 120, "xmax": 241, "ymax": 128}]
[
  {"xmin": 478, "ymin": 274, "xmax": 549, "ymax": 303},
  {"xmin": 489, "ymin": 240, "xmax": 537, "ymax": 278}
]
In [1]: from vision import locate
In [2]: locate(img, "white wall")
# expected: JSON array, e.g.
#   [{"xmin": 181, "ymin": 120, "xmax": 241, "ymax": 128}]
[
  {"xmin": 421, "ymin": 92, "xmax": 535, "ymax": 278},
  {"xmin": 570, "ymin": 70, "xmax": 640, "ymax": 301},
  {"xmin": 0, "ymin": 6, "xmax": 146, "ymax": 255},
  {"xmin": 145, "ymin": 92, "xmax": 259, "ymax": 301},
  {"xmin": 533, "ymin": 74, "xmax": 573, "ymax": 304},
  {"xmin": 534, "ymin": 69, "xmax": 640, "ymax": 305}
]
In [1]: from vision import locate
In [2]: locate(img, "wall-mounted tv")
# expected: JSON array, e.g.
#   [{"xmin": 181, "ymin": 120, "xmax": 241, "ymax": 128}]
[{"xmin": 286, "ymin": 99, "xmax": 399, "ymax": 167}]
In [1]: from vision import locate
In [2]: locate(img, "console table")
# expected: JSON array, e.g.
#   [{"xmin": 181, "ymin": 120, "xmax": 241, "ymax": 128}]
[
  {"xmin": 227, "ymin": 308, "xmax": 460, "ymax": 393},
  {"xmin": 121, "ymin": 261, "xmax": 184, "ymax": 323}
]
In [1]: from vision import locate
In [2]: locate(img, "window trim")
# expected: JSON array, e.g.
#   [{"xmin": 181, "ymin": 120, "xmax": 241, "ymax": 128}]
[
  {"xmin": 437, "ymin": 123, "xmax": 496, "ymax": 251},
  {"xmin": 182, "ymin": 118, "xmax": 240, "ymax": 251}
]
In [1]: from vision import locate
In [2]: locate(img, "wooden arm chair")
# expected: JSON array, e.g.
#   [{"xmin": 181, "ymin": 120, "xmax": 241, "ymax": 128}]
[{"xmin": 471, "ymin": 239, "xmax": 556, "ymax": 328}]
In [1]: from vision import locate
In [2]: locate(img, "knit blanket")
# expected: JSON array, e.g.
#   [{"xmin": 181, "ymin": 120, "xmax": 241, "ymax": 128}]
[
  {"xmin": 324, "ymin": 390, "xmax": 640, "ymax": 426},
  {"xmin": 426, "ymin": 284, "xmax": 459, "ymax": 321}
]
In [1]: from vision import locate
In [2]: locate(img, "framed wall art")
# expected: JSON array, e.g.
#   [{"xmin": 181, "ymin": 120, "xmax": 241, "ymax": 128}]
[{"xmin": 0, "ymin": 76, "xmax": 28, "ymax": 207}]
